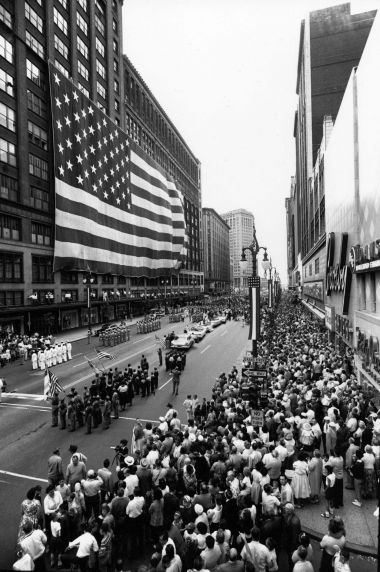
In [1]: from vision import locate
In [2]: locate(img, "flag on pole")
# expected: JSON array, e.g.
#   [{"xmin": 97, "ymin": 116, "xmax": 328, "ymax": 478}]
[
  {"xmin": 95, "ymin": 348, "xmax": 115, "ymax": 360},
  {"xmin": 155, "ymin": 335, "xmax": 166, "ymax": 349},
  {"xmin": 49, "ymin": 63, "xmax": 187, "ymax": 277},
  {"xmin": 248, "ymin": 276, "xmax": 260, "ymax": 341},
  {"xmin": 85, "ymin": 355, "xmax": 101, "ymax": 374},
  {"xmin": 44, "ymin": 368, "xmax": 64, "ymax": 399}
]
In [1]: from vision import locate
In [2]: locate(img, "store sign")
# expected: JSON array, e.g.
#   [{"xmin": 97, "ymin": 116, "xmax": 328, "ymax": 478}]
[
  {"xmin": 303, "ymin": 281, "xmax": 324, "ymax": 302},
  {"xmin": 349, "ymin": 239, "xmax": 380, "ymax": 273},
  {"xmin": 325, "ymin": 306, "xmax": 335, "ymax": 331},
  {"xmin": 325, "ymin": 232, "xmax": 352, "ymax": 315}
]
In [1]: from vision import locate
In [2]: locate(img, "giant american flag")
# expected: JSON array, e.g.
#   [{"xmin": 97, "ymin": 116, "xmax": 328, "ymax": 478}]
[{"xmin": 49, "ymin": 64, "xmax": 187, "ymax": 277}]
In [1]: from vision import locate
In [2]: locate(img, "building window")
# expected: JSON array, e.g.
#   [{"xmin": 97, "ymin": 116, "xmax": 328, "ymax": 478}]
[
  {"xmin": 95, "ymin": 37, "xmax": 105, "ymax": 58},
  {"xmin": 76, "ymin": 12, "xmax": 88, "ymax": 35},
  {"xmin": 113, "ymin": 58, "xmax": 119, "ymax": 74},
  {"xmin": 31, "ymin": 221, "xmax": 51, "ymax": 246},
  {"xmin": 78, "ymin": 60, "xmax": 89, "ymax": 81},
  {"xmin": 26, "ymin": 59, "xmax": 45, "ymax": 89},
  {"xmin": 57, "ymin": 0, "xmax": 67, "ymax": 9},
  {"xmin": 61, "ymin": 289, "xmax": 78, "ymax": 302},
  {"xmin": 114, "ymin": 117, "xmax": 120, "ymax": 126},
  {"xmin": 102, "ymin": 274, "xmax": 114, "ymax": 284},
  {"xmin": 0, "ymin": 290, "xmax": 24, "ymax": 307},
  {"xmin": 55, "ymin": 60, "xmax": 69, "ymax": 77},
  {"xmin": 0, "ymin": 103, "xmax": 15, "ymax": 132},
  {"xmin": 77, "ymin": 0, "xmax": 87, "ymax": 11},
  {"xmin": 114, "ymin": 99, "xmax": 119, "ymax": 112},
  {"xmin": 29, "ymin": 154, "xmax": 48, "ymax": 180},
  {"xmin": 114, "ymin": 79, "xmax": 119, "ymax": 94},
  {"xmin": 309, "ymin": 264, "xmax": 312, "ymax": 277},
  {"xmin": 96, "ymin": 81, "xmax": 106, "ymax": 100},
  {"xmin": 97, "ymin": 102, "xmax": 106, "ymax": 113},
  {"xmin": 113, "ymin": 39, "xmax": 118, "ymax": 54},
  {"xmin": 53, "ymin": 7, "xmax": 68, "ymax": 35},
  {"xmin": 0, "ymin": 252, "xmax": 23, "ymax": 283},
  {"xmin": 30, "ymin": 186, "xmax": 49, "ymax": 211},
  {"xmin": 54, "ymin": 34, "xmax": 68, "ymax": 59},
  {"xmin": 0, "ymin": 68, "xmax": 14, "ymax": 96},
  {"xmin": 315, "ymin": 258, "xmax": 320, "ymax": 274},
  {"xmin": 78, "ymin": 82, "xmax": 89, "ymax": 98},
  {"xmin": 32, "ymin": 255, "xmax": 53, "ymax": 283},
  {"xmin": 61, "ymin": 271, "xmax": 78, "ymax": 284},
  {"xmin": 77, "ymin": 36, "xmax": 88, "ymax": 59},
  {"xmin": 112, "ymin": 0, "xmax": 118, "ymax": 10},
  {"xmin": 28, "ymin": 121, "xmax": 47, "ymax": 150},
  {"xmin": 95, "ymin": 15, "xmax": 105, "ymax": 36},
  {"xmin": 25, "ymin": 30, "xmax": 45, "ymax": 58},
  {"xmin": 112, "ymin": 18, "xmax": 118, "ymax": 33},
  {"xmin": 96, "ymin": 59, "xmax": 106, "ymax": 80},
  {"xmin": 0, "ymin": 174, "xmax": 18, "ymax": 202},
  {"xmin": 0, "ymin": 138, "xmax": 16, "ymax": 167},
  {"xmin": 25, "ymin": 3, "xmax": 43, "ymax": 33},
  {"xmin": 0, "ymin": 214, "xmax": 21, "ymax": 241},
  {"xmin": 27, "ymin": 90, "xmax": 46, "ymax": 117},
  {"xmin": 0, "ymin": 34, "xmax": 13, "ymax": 63},
  {"xmin": 0, "ymin": 6, "xmax": 12, "ymax": 28},
  {"xmin": 95, "ymin": 0, "xmax": 105, "ymax": 16}
]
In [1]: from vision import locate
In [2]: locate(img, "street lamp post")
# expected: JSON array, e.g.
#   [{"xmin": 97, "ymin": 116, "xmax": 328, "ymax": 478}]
[
  {"xmin": 240, "ymin": 224, "xmax": 269, "ymax": 359},
  {"xmin": 266, "ymin": 258, "xmax": 273, "ymax": 309},
  {"xmin": 273, "ymin": 269, "xmax": 280, "ymax": 304},
  {"xmin": 83, "ymin": 272, "xmax": 95, "ymax": 344}
]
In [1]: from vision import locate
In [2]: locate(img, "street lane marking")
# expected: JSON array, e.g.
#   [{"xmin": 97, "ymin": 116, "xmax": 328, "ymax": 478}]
[
  {"xmin": 73, "ymin": 361, "xmax": 88, "ymax": 368},
  {"xmin": 119, "ymin": 416, "xmax": 159, "ymax": 423},
  {"xmin": 200, "ymin": 345, "xmax": 211, "ymax": 354},
  {"xmin": 158, "ymin": 377, "xmax": 172, "ymax": 391},
  {"xmin": 0, "ymin": 469, "xmax": 47, "ymax": 483},
  {"xmin": 220, "ymin": 331, "xmax": 227, "ymax": 337},
  {"xmin": 132, "ymin": 336, "xmax": 152, "ymax": 344},
  {"xmin": 0, "ymin": 404, "xmax": 48, "ymax": 412},
  {"xmin": 3, "ymin": 392, "xmax": 44, "ymax": 400},
  {"xmin": 0, "ymin": 402, "xmax": 49, "ymax": 410}
]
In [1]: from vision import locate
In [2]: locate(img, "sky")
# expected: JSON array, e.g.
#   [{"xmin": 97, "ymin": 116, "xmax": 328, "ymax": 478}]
[{"xmin": 122, "ymin": 0, "xmax": 380, "ymax": 282}]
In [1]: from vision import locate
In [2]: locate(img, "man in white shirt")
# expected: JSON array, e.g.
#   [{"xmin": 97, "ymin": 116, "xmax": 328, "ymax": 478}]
[
  {"xmin": 240, "ymin": 526, "xmax": 271, "ymax": 572},
  {"xmin": 19, "ymin": 521, "xmax": 47, "ymax": 571},
  {"xmin": 67, "ymin": 528, "xmax": 98, "ymax": 569},
  {"xmin": 81, "ymin": 470, "xmax": 103, "ymax": 520}
]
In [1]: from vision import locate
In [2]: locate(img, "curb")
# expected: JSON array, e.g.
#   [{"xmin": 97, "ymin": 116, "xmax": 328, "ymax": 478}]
[{"xmin": 300, "ymin": 523, "xmax": 377, "ymax": 558}]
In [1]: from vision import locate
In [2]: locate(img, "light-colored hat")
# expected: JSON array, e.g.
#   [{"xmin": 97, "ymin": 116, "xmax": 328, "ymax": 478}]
[
  {"xmin": 140, "ymin": 458, "xmax": 148, "ymax": 468},
  {"xmin": 194, "ymin": 504, "xmax": 203, "ymax": 515},
  {"xmin": 159, "ymin": 416, "xmax": 165, "ymax": 422},
  {"xmin": 125, "ymin": 456, "xmax": 134, "ymax": 466}
]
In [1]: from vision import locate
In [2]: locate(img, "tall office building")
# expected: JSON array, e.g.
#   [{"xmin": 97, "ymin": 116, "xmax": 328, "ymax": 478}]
[
  {"xmin": 221, "ymin": 209, "xmax": 254, "ymax": 291},
  {"xmin": 202, "ymin": 208, "xmax": 230, "ymax": 295},
  {"xmin": 289, "ymin": 2, "xmax": 376, "ymax": 299},
  {"xmin": 123, "ymin": 55, "xmax": 203, "ymax": 300}
]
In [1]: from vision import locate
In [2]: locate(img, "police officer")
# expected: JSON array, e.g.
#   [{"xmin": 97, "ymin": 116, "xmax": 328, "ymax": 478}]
[
  {"xmin": 59, "ymin": 398, "xmax": 67, "ymax": 430},
  {"xmin": 158, "ymin": 347, "xmax": 163, "ymax": 367}
]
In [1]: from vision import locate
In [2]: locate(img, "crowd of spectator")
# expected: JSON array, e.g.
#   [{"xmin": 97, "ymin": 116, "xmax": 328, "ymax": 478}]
[{"xmin": 13, "ymin": 294, "xmax": 380, "ymax": 572}]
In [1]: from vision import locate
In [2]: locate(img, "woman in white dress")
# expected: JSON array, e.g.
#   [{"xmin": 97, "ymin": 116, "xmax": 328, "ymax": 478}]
[{"xmin": 292, "ymin": 452, "xmax": 311, "ymax": 508}]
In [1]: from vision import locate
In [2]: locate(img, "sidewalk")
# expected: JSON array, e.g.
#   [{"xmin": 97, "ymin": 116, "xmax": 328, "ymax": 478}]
[{"xmin": 294, "ymin": 476, "xmax": 378, "ymax": 556}]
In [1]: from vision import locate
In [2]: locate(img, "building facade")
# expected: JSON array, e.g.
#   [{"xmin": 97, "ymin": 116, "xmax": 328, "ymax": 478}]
[
  {"xmin": 0, "ymin": 0, "xmax": 126, "ymax": 335},
  {"xmin": 221, "ymin": 209, "xmax": 255, "ymax": 292},
  {"xmin": 122, "ymin": 55, "xmax": 203, "ymax": 302},
  {"xmin": 288, "ymin": 2, "xmax": 376, "ymax": 319},
  {"xmin": 324, "ymin": 11, "xmax": 380, "ymax": 391},
  {"xmin": 202, "ymin": 208, "xmax": 230, "ymax": 295}
]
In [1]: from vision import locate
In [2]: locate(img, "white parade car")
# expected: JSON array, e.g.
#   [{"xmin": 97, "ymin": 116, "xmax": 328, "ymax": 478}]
[
  {"xmin": 189, "ymin": 325, "xmax": 208, "ymax": 342},
  {"xmin": 171, "ymin": 334, "xmax": 195, "ymax": 350}
]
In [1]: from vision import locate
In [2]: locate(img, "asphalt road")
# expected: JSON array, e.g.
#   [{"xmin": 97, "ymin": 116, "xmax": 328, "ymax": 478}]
[{"xmin": 0, "ymin": 318, "xmax": 249, "ymax": 569}]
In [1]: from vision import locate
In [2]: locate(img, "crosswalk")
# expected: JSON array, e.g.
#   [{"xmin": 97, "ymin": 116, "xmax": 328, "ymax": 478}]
[{"xmin": 2, "ymin": 392, "xmax": 45, "ymax": 401}]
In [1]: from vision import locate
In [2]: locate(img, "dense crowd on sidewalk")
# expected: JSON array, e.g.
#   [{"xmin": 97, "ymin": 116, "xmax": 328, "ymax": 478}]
[{"xmin": 13, "ymin": 294, "xmax": 380, "ymax": 572}]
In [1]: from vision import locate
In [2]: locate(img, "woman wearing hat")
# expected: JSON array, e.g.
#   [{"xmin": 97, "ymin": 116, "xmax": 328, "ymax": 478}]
[{"xmin": 292, "ymin": 452, "xmax": 311, "ymax": 508}]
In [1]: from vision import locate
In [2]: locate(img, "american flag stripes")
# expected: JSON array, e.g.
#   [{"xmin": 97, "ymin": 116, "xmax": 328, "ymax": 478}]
[
  {"xmin": 49, "ymin": 64, "xmax": 187, "ymax": 277},
  {"xmin": 44, "ymin": 368, "xmax": 64, "ymax": 397},
  {"xmin": 95, "ymin": 348, "xmax": 115, "ymax": 360}
]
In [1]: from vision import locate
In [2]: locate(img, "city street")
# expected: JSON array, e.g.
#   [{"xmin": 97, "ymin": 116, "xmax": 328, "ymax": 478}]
[{"xmin": 0, "ymin": 317, "xmax": 249, "ymax": 569}]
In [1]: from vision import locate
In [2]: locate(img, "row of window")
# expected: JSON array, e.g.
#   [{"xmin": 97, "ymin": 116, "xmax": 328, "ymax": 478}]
[
  {"xmin": 0, "ymin": 215, "xmax": 51, "ymax": 245},
  {"xmin": 305, "ymin": 258, "xmax": 320, "ymax": 277},
  {"xmin": 0, "ymin": 137, "xmax": 48, "ymax": 178}
]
